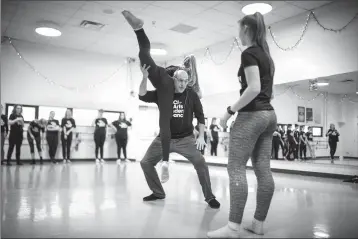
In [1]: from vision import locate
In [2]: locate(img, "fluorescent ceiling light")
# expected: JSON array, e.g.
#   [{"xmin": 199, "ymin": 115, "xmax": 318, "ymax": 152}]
[
  {"xmin": 242, "ymin": 3, "xmax": 272, "ymax": 15},
  {"xmin": 150, "ymin": 48, "xmax": 167, "ymax": 56},
  {"xmin": 35, "ymin": 27, "xmax": 61, "ymax": 37},
  {"xmin": 316, "ymin": 82, "xmax": 329, "ymax": 86}
]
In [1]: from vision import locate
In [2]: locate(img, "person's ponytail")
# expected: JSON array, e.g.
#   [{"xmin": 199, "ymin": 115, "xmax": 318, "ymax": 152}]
[{"xmin": 254, "ymin": 12, "xmax": 275, "ymax": 78}]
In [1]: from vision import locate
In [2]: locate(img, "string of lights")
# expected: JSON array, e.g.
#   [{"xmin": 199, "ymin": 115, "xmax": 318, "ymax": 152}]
[
  {"xmin": 203, "ymin": 37, "xmax": 243, "ymax": 65},
  {"xmin": 5, "ymin": 37, "xmax": 127, "ymax": 92}
]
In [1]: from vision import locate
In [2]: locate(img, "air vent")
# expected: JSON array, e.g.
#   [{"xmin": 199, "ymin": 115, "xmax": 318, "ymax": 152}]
[
  {"xmin": 79, "ymin": 20, "xmax": 105, "ymax": 31},
  {"xmin": 340, "ymin": 79, "xmax": 354, "ymax": 83},
  {"xmin": 170, "ymin": 24, "xmax": 197, "ymax": 34}
]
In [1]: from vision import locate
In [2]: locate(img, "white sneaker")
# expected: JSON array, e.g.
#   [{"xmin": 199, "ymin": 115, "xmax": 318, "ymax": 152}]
[
  {"xmin": 96, "ymin": 159, "xmax": 100, "ymax": 164},
  {"xmin": 160, "ymin": 161, "xmax": 169, "ymax": 183},
  {"xmin": 244, "ymin": 218, "xmax": 264, "ymax": 235},
  {"xmin": 100, "ymin": 159, "xmax": 105, "ymax": 163},
  {"xmin": 67, "ymin": 159, "xmax": 71, "ymax": 163},
  {"xmin": 207, "ymin": 224, "xmax": 240, "ymax": 238},
  {"xmin": 116, "ymin": 159, "xmax": 121, "ymax": 164}
]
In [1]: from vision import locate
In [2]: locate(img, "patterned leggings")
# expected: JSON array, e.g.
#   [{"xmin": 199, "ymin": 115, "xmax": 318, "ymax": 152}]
[{"xmin": 228, "ymin": 111, "xmax": 277, "ymax": 224}]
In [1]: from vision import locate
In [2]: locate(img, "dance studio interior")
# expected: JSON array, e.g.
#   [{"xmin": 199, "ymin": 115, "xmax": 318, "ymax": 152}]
[{"xmin": 1, "ymin": 0, "xmax": 358, "ymax": 238}]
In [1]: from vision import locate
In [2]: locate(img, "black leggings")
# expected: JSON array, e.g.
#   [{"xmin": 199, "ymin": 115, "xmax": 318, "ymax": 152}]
[
  {"xmin": 115, "ymin": 135, "xmax": 128, "ymax": 159},
  {"xmin": 94, "ymin": 132, "xmax": 106, "ymax": 159},
  {"xmin": 46, "ymin": 133, "xmax": 58, "ymax": 160},
  {"xmin": 27, "ymin": 134, "xmax": 42, "ymax": 154},
  {"xmin": 135, "ymin": 28, "xmax": 174, "ymax": 162},
  {"xmin": 329, "ymin": 141, "xmax": 337, "ymax": 159},
  {"xmin": 280, "ymin": 140, "xmax": 287, "ymax": 157},
  {"xmin": 61, "ymin": 132, "xmax": 73, "ymax": 160},
  {"xmin": 287, "ymin": 142, "xmax": 297, "ymax": 160},
  {"xmin": 211, "ymin": 139, "xmax": 218, "ymax": 156},
  {"xmin": 7, "ymin": 133, "xmax": 23, "ymax": 162},
  {"xmin": 272, "ymin": 140, "xmax": 280, "ymax": 160},
  {"xmin": 300, "ymin": 144, "xmax": 307, "ymax": 159}
]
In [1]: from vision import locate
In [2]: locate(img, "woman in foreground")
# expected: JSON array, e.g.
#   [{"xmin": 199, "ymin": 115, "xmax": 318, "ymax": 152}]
[{"xmin": 208, "ymin": 12, "xmax": 276, "ymax": 238}]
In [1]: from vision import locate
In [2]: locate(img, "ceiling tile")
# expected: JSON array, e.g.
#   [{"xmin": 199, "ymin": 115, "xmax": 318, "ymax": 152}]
[
  {"xmin": 270, "ymin": 4, "xmax": 307, "ymax": 19},
  {"xmin": 15, "ymin": 8, "xmax": 71, "ymax": 27},
  {"xmin": 142, "ymin": 5, "xmax": 189, "ymax": 22},
  {"xmin": 151, "ymin": 1, "xmax": 207, "ymax": 16},
  {"xmin": 69, "ymin": 9, "xmax": 120, "ymax": 26},
  {"xmin": 95, "ymin": 1, "xmax": 152, "ymax": 12},
  {"xmin": 213, "ymin": 1, "xmax": 245, "ymax": 17},
  {"xmin": 264, "ymin": 13, "xmax": 286, "ymax": 26},
  {"xmin": 190, "ymin": 1, "xmax": 224, "ymax": 8},
  {"xmin": 41, "ymin": 1, "xmax": 84, "ymax": 17},
  {"xmin": 289, "ymin": 1, "xmax": 331, "ymax": 10}
]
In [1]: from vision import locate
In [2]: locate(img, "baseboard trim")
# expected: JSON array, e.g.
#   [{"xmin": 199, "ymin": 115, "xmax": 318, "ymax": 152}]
[{"xmin": 173, "ymin": 159, "xmax": 354, "ymax": 180}]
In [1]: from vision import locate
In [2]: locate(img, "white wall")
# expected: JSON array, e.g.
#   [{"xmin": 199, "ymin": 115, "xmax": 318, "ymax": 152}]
[
  {"xmin": 0, "ymin": 40, "xmax": 158, "ymax": 111},
  {"xmin": 166, "ymin": 1, "xmax": 358, "ymax": 96}
]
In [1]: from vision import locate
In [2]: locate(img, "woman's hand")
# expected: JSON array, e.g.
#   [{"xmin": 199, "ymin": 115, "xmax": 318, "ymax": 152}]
[
  {"xmin": 140, "ymin": 64, "xmax": 150, "ymax": 78},
  {"xmin": 220, "ymin": 112, "xmax": 231, "ymax": 129}
]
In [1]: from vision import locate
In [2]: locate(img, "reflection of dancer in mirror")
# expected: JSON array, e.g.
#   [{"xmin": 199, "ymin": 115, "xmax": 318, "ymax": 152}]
[
  {"xmin": 326, "ymin": 124, "xmax": 340, "ymax": 163},
  {"xmin": 61, "ymin": 109, "xmax": 76, "ymax": 163},
  {"xmin": 306, "ymin": 127, "xmax": 316, "ymax": 159},
  {"xmin": 92, "ymin": 109, "xmax": 108, "ymax": 164},
  {"xmin": 122, "ymin": 10, "xmax": 201, "ymax": 182},
  {"xmin": 209, "ymin": 118, "xmax": 222, "ymax": 156},
  {"xmin": 112, "ymin": 113, "xmax": 132, "ymax": 162},
  {"xmin": 27, "ymin": 118, "xmax": 47, "ymax": 164},
  {"xmin": 1, "ymin": 104, "xmax": 9, "ymax": 165},
  {"xmin": 208, "ymin": 12, "xmax": 276, "ymax": 238},
  {"xmin": 46, "ymin": 111, "xmax": 60, "ymax": 164},
  {"xmin": 299, "ymin": 125, "xmax": 307, "ymax": 161},
  {"xmin": 7, "ymin": 105, "xmax": 25, "ymax": 166}
]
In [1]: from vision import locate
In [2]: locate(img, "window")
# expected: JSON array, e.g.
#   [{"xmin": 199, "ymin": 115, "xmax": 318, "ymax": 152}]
[
  {"xmin": 38, "ymin": 106, "xmax": 68, "ymax": 121},
  {"xmin": 72, "ymin": 109, "xmax": 98, "ymax": 126},
  {"xmin": 312, "ymin": 126, "xmax": 323, "ymax": 137},
  {"xmin": 6, "ymin": 104, "xmax": 37, "ymax": 123},
  {"xmin": 103, "ymin": 111, "xmax": 121, "ymax": 124}
]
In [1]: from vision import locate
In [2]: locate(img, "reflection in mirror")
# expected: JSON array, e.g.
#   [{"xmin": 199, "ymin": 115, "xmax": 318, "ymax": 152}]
[{"xmin": 271, "ymin": 71, "xmax": 358, "ymax": 166}]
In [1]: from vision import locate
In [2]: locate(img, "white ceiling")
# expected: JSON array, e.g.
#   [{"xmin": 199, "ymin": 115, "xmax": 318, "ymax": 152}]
[
  {"xmin": 283, "ymin": 71, "xmax": 358, "ymax": 95},
  {"xmin": 2, "ymin": 1, "xmax": 332, "ymax": 60}
]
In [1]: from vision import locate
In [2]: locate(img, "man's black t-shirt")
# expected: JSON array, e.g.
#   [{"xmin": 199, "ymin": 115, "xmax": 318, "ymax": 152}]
[
  {"xmin": 139, "ymin": 89, "xmax": 205, "ymax": 139},
  {"xmin": 1, "ymin": 114, "xmax": 9, "ymax": 134},
  {"xmin": 9, "ymin": 113, "xmax": 24, "ymax": 135},
  {"xmin": 28, "ymin": 120, "xmax": 45, "ymax": 137},
  {"xmin": 238, "ymin": 46, "xmax": 274, "ymax": 112},
  {"xmin": 94, "ymin": 118, "xmax": 108, "ymax": 134}
]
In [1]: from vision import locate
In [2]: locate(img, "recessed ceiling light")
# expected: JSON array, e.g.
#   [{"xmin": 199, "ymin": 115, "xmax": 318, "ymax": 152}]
[
  {"xmin": 316, "ymin": 82, "xmax": 329, "ymax": 86},
  {"xmin": 242, "ymin": 3, "xmax": 272, "ymax": 15},
  {"xmin": 150, "ymin": 48, "xmax": 167, "ymax": 56},
  {"xmin": 35, "ymin": 27, "xmax": 62, "ymax": 37}
]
